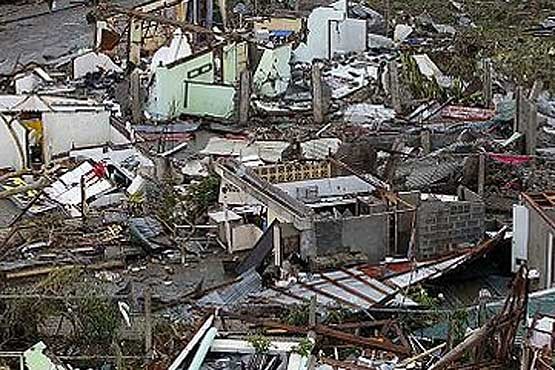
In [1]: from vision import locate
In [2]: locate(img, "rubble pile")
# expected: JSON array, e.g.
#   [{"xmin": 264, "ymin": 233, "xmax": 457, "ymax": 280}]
[{"xmin": 0, "ymin": 0, "xmax": 554, "ymax": 369}]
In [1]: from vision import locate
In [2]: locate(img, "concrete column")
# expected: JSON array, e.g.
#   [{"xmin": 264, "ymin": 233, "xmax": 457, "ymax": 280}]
[
  {"xmin": 383, "ymin": 0, "xmax": 391, "ymax": 36},
  {"xmin": 176, "ymin": 0, "xmax": 188, "ymax": 22},
  {"xmin": 192, "ymin": 0, "xmax": 199, "ymax": 24},
  {"xmin": 388, "ymin": 61, "xmax": 402, "ymax": 113},
  {"xmin": 144, "ymin": 286, "xmax": 152, "ymax": 356},
  {"xmin": 482, "ymin": 59, "xmax": 493, "ymax": 109},
  {"xmin": 525, "ymin": 101, "xmax": 538, "ymax": 155},
  {"xmin": 238, "ymin": 70, "xmax": 251, "ymax": 124},
  {"xmin": 129, "ymin": 18, "xmax": 143, "ymax": 66},
  {"xmin": 477, "ymin": 153, "xmax": 485, "ymax": 197},
  {"xmin": 218, "ymin": 0, "xmax": 227, "ymax": 29},
  {"xmin": 300, "ymin": 228, "xmax": 316, "ymax": 261},
  {"xmin": 206, "ymin": 0, "xmax": 214, "ymax": 29},
  {"xmin": 529, "ymin": 80, "xmax": 543, "ymax": 101},
  {"xmin": 130, "ymin": 68, "xmax": 142, "ymax": 124},
  {"xmin": 273, "ymin": 223, "xmax": 282, "ymax": 267},
  {"xmin": 308, "ymin": 295, "xmax": 317, "ymax": 327},
  {"xmin": 420, "ymin": 129, "xmax": 431, "ymax": 154},
  {"xmin": 312, "ymin": 63, "xmax": 325, "ymax": 124},
  {"xmin": 514, "ymin": 86, "xmax": 523, "ymax": 133}
]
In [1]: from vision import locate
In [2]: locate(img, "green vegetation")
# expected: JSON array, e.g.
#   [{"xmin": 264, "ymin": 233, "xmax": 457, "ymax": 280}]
[
  {"xmin": 368, "ymin": 0, "xmax": 555, "ymax": 90},
  {"xmin": 247, "ymin": 334, "xmax": 273, "ymax": 354},
  {"xmin": 292, "ymin": 338, "xmax": 314, "ymax": 357}
]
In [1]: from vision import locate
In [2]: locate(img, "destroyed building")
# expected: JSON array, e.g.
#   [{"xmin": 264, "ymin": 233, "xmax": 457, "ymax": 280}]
[{"xmin": 0, "ymin": 0, "xmax": 554, "ymax": 369}]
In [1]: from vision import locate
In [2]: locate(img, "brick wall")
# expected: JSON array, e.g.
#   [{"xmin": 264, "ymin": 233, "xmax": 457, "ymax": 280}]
[{"xmin": 417, "ymin": 200, "xmax": 485, "ymax": 259}]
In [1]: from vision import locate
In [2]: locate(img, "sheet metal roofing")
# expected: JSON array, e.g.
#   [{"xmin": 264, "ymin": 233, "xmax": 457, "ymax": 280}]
[{"xmin": 254, "ymin": 268, "xmax": 417, "ymax": 309}]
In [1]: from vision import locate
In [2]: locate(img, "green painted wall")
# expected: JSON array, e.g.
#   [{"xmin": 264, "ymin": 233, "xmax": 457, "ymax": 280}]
[
  {"xmin": 184, "ymin": 82, "xmax": 236, "ymax": 119},
  {"xmin": 149, "ymin": 51, "xmax": 219, "ymax": 119}
]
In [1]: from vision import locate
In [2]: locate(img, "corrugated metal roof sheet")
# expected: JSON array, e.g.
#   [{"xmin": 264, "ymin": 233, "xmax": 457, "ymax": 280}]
[
  {"xmin": 254, "ymin": 268, "xmax": 417, "ymax": 309},
  {"xmin": 199, "ymin": 270, "xmax": 262, "ymax": 306}
]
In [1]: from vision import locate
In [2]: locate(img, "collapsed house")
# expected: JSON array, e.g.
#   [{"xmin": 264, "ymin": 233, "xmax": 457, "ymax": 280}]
[
  {"xmin": 0, "ymin": 0, "xmax": 555, "ymax": 369},
  {"xmin": 0, "ymin": 95, "xmax": 128, "ymax": 170}
]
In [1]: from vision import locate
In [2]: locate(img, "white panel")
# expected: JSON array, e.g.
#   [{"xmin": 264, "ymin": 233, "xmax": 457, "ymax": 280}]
[
  {"xmin": 512, "ymin": 205, "xmax": 529, "ymax": 272},
  {"xmin": 43, "ymin": 110, "xmax": 111, "ymax": 161},
  {"xmin": 0, "ymin": 118, "xmax": 27, "ymax": 170}
]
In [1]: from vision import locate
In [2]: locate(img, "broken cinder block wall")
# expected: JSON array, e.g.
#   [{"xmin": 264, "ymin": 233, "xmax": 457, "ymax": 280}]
[{"xmin": 416, "ymin": 191, "xmax": 485, "ymax": 259}]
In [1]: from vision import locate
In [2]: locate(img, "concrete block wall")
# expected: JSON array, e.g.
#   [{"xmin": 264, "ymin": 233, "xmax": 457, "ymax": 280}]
[
  {"xmin": 314, "ymin": 214, "xmax": 388, "ymax": 263},
  {"xmin": 417, "ymin": 200, "xmax": 485, "ymax": 259}
]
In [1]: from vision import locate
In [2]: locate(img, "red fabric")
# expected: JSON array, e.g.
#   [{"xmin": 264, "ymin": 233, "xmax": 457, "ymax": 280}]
[
  {"xmin": 92, "ymin": 162, "xmax": 107, "ymax": 178},
  {"xmin": 488, "ymin": 153, "xmax": 531, "ymax": 165}
]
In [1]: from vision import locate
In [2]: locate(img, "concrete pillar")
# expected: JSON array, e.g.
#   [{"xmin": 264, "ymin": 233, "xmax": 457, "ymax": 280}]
[
  {"xmin": 218, "ymin": 0, "xmax": 227, "ymax": 29},
  {"xmin": 206, "ymin": 0, "xmax": 214, "ymax": 29},
  {"xmin": 312, "ymin": 63, "xmax": 325, "ymax": 124},
  {"xmin": 529, "ymin": 80, "xmax": 543, "ymax": 101},
  {"xmin": 130, "ymin": 68, "xmax": 142, "ymax": 124},
  {"xmin": 308, "ymin": 295, "xmax": 317, "ymax": 327},
  {"xmin": 477, "ymin": 153, "xmax": 485, "ymax": 197},
  {"xmin": 482, "ymin": 59, "xmax": 493, "ymax": 108},
  {"xmin": 388, "ymin": 61, "xmax": 402, "ymax": 114},
  {"xmin": 525, "ymin": 102, "xmax": 538, "ymax": 155},
  {"xmin": 514, "ymin": 86, "xmax": 523, "ymax": 133},
  {"xmin": 238, "ymin": 70, "xmax": 251, "ymax": 124},
  {"xmin": 420, "ymin": 129, "xmax": 431, "ymax": 154},
  {"xmin": 144, "ymin": 286, "xmax": 152, "ymax": 356},
  {"xmin": 383, "ymin": 0, "xmax": 391, "ymax": 36},
  {"xmin": 273, "ymin": 223, "xmax": 282, "ymax": 267},
  {"xmin": 299, "ymin": 228, "xmax": 316, "ymax": 261},
  {"xmin": 129, "ymin": 18, "xmax": 143, "ymax": 66},
  {"xmin": 176, "ymin": 0, "xmax": 188, "ymax": 22},
  {"xmin": 191, "ymin": 0, "xmax": 199, "ymax": 24},
  {"xmin": 154, "ymin": 156, "xmax": 171, "ymax": 181}
]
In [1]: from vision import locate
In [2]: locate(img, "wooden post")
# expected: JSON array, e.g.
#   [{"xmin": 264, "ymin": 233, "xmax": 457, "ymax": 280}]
[
  {"xmin": 477, "ymin": 153, "xmax": 485, "ymax": 197},
  {"xmin": 312, "ymin": 63, "xmax": 325, "ymax": 124},
  {"xmin": 482, "ymin": 59, "xmax": 493, "ymax": 109},
  {"xmin": 144, "ymin": 286, "xmax": 152, "ymax": 356},
  {"xmin": 238, "ymin": 70, "xmax": 251, "ymax": 125},
  {"xmin": 388, "ymin": 61, "xmax": 402, "ymax": 114}
]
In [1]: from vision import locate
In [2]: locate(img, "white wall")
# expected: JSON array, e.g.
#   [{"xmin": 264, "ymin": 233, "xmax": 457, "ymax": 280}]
[
  {"xmin": 293, "ymin": 0, "xmax": 365, "ymax": 62},
  {"xmin": 0, "ymin": 117, "xmax": 27, "ymax": 170},
  {"xmin": 332, "ymin": 18, "xmax": 367, "ymax": 55},
  {"xmin": 512, "ymin": 204, "xmax": 529, "ymax": 272},
  {"xmin": 42, "ymin": 110, "xmax": 111, "ymax": 161}
]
